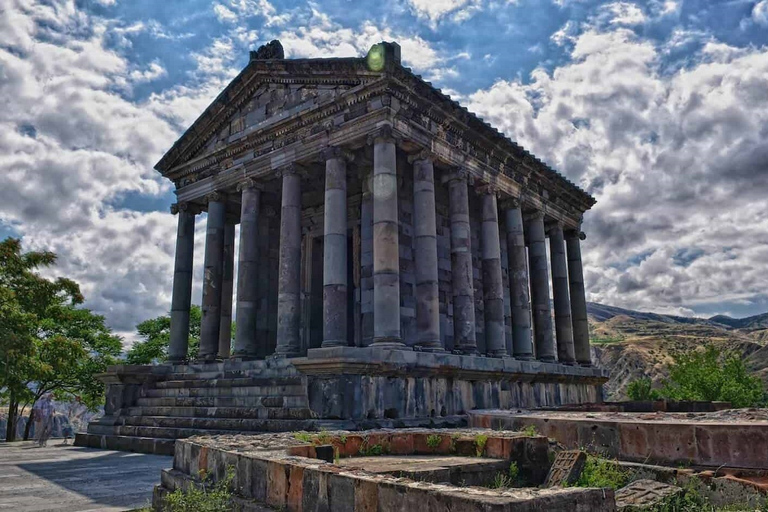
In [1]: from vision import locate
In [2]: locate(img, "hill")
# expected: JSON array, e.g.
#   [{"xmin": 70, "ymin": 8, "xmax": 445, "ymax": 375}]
[{"xmin": 585, "ymin": 302, "xmax": 768, "ymax": 400}]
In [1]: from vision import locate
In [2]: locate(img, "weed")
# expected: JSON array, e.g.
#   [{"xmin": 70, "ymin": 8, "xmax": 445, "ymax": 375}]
[
  {"xmin": 474, "ymin": 434, "xmax": 488, "ymax": 457},
  {"xmin": 293, "ymin": 432, "xmax": 313, "ymax": 443},
  {"xmin": 426, "ymin": 434, "xmax": 442, "ymax": 449},
  {"xmin": 338, "ymin": 434, "xmax": 348, "ymax": 445},
  {"xmin": 315, "ymin": 429, "xmax": 332, "ymax": 445},
  {"xmin": 521, "ymin": 425, "xmax": 539, "ymax": 437},
  {"xmin": 161, "ymin": 466, "xmax": 235, "ymax": 512},
  {"xmin": 573, "ymin": 456, "xmax": 630, "ymax": 490},
  {"xmin": 508, "ymin": 461, "xmax": 519, "ymax": 482},
  {"xmin": 488, "ymin": 463, "xmax": 521, "ymax": 489},
  {"xmin": 334, "ymin": 447, "xmax": 340, "ymax": 464},
  {"xmin": 359, "ymin": 443, "xmax": 384, "ymax": 456}
]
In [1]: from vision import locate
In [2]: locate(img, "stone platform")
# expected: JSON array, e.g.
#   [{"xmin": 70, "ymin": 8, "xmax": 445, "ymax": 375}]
[
  {"xmin": 152, "ymin": 428, "xmax": 616, "ymax": 511},
  {"xmin": 77, "ymin": 348, "xmax": 608, "ymax": 455},
  {"xmin": 469, "ymin": 409, "xmax": 768, "ymax": 469}
]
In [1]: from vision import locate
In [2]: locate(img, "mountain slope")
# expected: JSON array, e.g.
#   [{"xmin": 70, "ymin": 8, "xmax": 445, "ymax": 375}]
[{"xmin": 585, "ymin": 302, "xmax": 768, "ymax": 400}]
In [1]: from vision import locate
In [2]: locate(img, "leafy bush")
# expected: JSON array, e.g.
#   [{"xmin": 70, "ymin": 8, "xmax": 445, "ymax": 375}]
[
  {"xmin": 426, "ymin": 434, "xmax": 442, "ymax": 449},
  {"xmin": 659, "ymin": 346, "xmax": 765, "ymax": 408},
  {"xmin": 521, "ymin": 425, "xmax": 539, "ymax": 437},
  {"xmin": 573, "ymin": 456, "xmax": 630, "ymax": 490},
  {"xmin": 474, "ymin": 434, "xmax": 488, "ymax": 456},
  {"xmin": 161, "ymin": 467, "xmax": 235, "ymax": 512},
  {"xmin": 627, "ymin": 378, "xmax": 661, "ymax": 401},
  {"xmin": 488, "ymin": 462, "xmax": 520, "ymax": 489}
]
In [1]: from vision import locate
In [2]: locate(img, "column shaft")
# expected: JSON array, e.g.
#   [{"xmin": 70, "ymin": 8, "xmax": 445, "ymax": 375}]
[
  {"xmin": 199, "ymin": 198, "xmax": 226, "ymax": 361},
  {"xmin": 371, "ymin": 131, "xmax": 403, "ymax": 346},
  {"xmin": 275, "ymin": 169, "xmax": 302, "ymax": 356},
  {"xmin": 233, "ymin": 184, "xmax": 261, "ymax": 358},
  {"xmin": 218, "ymin": 222, "xmax": 235, "ymax": 358},
  {"xmin": 412, "ymin": 156, "xmax": 442, "ymax": 351},
  {"xmin": 504, "ymin": 205, "xmax": 533, "ymax": 359},
  {"xmin": 449, "ymin": 174, "xmax": 477, "ymax": 354},
  {"xmin": 322, "ymin": 150, "xmax": 348, "ymax": 347},
  {"xmin": 481, "ymin": 192, "xmax": 506, "ymax": 356},
  {"xmin": 567, "ymin": 233, "xmax": 592, "ymax": 366},
  {"xmin": 526, "ymin": 212, "xmax": 555, "ymax": 362},
  {"xmin": 549, "ymin": 224, "xmax": 576, "ymax": 364},
  {"xmin": 168, "ymin": 206, "xmax": 196, "ymax": 363}
]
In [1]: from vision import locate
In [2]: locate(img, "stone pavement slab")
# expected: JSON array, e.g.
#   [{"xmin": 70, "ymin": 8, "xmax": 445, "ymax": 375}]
[
  {"xmin": 615, "ymin": 479, "xmax": 683, "ymax": 510},
  {"xmin": 0, "ymin": 441, "xmax": 171, "ymax": 512}
]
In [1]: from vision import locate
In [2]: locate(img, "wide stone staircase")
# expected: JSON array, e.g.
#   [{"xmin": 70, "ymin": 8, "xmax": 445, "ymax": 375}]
[{"xmin": 76, "ymin": 360, "xmax": 320, "ymax": 455}]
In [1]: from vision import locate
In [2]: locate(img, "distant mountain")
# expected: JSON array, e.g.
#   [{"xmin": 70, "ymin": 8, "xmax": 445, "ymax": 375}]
[
  {"xmin": 708, "ymin": 312, "xmax": 768, "ymax": 331},
  {"xmin": 585, "ymin": 302, "xmax": 768, "ymax": 400}
]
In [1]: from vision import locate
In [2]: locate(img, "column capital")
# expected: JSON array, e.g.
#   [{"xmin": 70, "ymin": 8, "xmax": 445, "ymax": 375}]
[
  {"xmin": 499, "ymin": 197, "xmax": 522, "ymax": 210},
  {"xmin": 475, "ymin": 182, "xmax": 501, "ymax": 197},
  {"xmin": 322, "ymin": 146, "xmax": 355, "ymax": 162},
  {"xmin": 545, "ymin": 220, "xmax": 565, "ymax": 235},
  {"xmin": 170, "ymin": 202, "xmax": 202, "ymax": 215},
  {"xmin": 276, "ymin": 162, "xmax": 303, "ymax": 179},
  {"xmin": 565, "ymin": 230, "xmax": 587, "ymax": 241},
  {"xmin": 204, "ymin": 191, "xmax": 223, "ymax": 204},
  {"xmin": 407, "ymin": 149, "xmax": 437, "ymax": 164},
  {"xmin": 236, "ymin": 178, "xmax": 263, "ymax": 192},
  {"xmin": 524, "ymin": 210, "xmax": 545, "ymax": 222},
  {"xmin": 366, "ymin": 124, "xmax": 397, "ymax": 146},
  {"xmin": 441, "ymin": 168, "xmax": 471, "ymax": 184}
]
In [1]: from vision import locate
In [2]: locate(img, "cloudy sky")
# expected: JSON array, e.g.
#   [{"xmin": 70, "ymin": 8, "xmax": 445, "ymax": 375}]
[{"xmin": 2, "ymin": 0, "xmax": 768, "ymax": 341}]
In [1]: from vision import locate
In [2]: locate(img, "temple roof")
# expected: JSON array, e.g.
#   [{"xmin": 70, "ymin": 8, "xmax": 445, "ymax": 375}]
[{"xmin": 155, "ymin": 41, "xmax": 595, "ymax": 208}]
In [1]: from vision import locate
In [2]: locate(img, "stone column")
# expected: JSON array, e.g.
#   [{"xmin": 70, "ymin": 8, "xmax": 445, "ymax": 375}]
[
  {"xmin": 503, "ymin": 201, "xmax": 533, "ymax": 360},
  {"xmin": 526, "ymin": 211, "xmax": 555, "ymax": 362},
  {"xmin": 481, "ymin": 189, "xmax": 506, "ymax": 357},
  {"xmin": 275, "ymin": 165, "xmax": 302, "ymax": 357},
  {"xmin": 548, "ymin": 222, "xmax": 576, "ymax": 364},
  {"xmin": 370, "ymin": 127, "xmax": 404, "ymax": 347},
  {"xmin": 447, "ymin": 171, "xmax": 477, "ymax": 355},
  {"xmin": 218, "ymin": 222, "xmax": 236, "ymax": 358},
  {"xmin": 411, "ymin": 152, "xmax": 442, "ymax": 351},
  {"xmin": 199, "ymin": 194, "xmax": 226, "ymax": 361},
  {"xmin": 167, "ymin": 203, "xmax": 196, "ymax": 363},
  {"xmin": 233, "ymin": 180, "xmax": 261, "ymax": 359},
  {"xmin": 322, "ymin": 147, "xmax": 349, "ymax": 348},
  {"xmin": 567, "ymin": 230, "xmax": 592, "ymax": 366}
]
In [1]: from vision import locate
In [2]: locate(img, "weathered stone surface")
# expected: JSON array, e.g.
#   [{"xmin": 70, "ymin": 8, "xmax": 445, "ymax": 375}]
[
  {"xmin": 615, "ymin": 480, "xmax": 683, "ymax": 510},
  {"xmin": 545, "ymin": 450, "xmax": 588, "ymax": 487}
]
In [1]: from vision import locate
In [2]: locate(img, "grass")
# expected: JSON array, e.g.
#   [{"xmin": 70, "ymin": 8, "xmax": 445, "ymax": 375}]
[
  {"xmin": 359, "ymin": 443, "xmax": 384, "ymax": 456},
  {"xmin": 158, "ymin": 466, "xmax": 236, "ymax": 512},
  {"xmin": 474, "ymin": 434, "xmax": 488, "ymax": 456},
  {"xmin": 488, "ymin": 462, "xmax": 521, "ymax": 489},
  {"xmin": 590, "ymin": 335, "xmax": 626, "ymax": 345},
  {"xmin": 426, "ymin": 434, "xmax": 442, "ymax": 449}
]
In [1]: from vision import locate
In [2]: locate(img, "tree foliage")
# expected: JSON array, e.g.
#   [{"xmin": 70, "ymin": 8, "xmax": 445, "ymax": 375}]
[
  {"xmin": 0, "ymin": 238, "xmax": 122, "ymax": 441},
  {"xmin": 125, "ymin": 305, "xmax": 202, "ymax": 364},
  {"xmin": 659, "ymin": 345, "xmax": 765, "ymax": 408},
  {"xmin": 626, "ymin": 378, "xmax": 661, "ymax": 401}
]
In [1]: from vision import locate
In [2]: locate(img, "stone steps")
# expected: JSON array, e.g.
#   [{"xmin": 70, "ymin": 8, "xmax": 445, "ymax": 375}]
[
  {"xmin": 110, "ymin": 422, "xmax": 312, "ymax": 439},
  {"xmin": 76, "ymin": 432, "xmax": 176, "ymax": 456},
  {"xmin": 136, "ymin": 395, "xmax": 307, "ymax": 408},
  {"xmin": 126, "ymin": 401, "xmax": 308, "ymax": 419},
  {"xmin": 142, "ymin": 384, "xmax": 305, "ymax": 398},
  {"xmin": 121, "ymin": 413, "xmax": 315, "ymax": 430}
]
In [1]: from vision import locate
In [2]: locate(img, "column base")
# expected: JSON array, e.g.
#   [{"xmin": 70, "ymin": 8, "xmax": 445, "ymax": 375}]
[
  {"xmin": 321, "ymin": 340, "xmax": 348, "ymax": 349},
  {"xmin": 513, "ymin": 355, "xmax": 535, "ymax": 361},
  {"xmin": 579, "ymin": 362, "xmax": 593, "ymax": 368},
  {"xmin": 538, "ymin": 356, "xmax": 556, "ymax": 363},
  {"xmin": 414, "ymin": 343, "xmax": 446, "ymax": 353},
  {"xmin": 487, "ymin": 350, "xmax": 508, "ymax": 358},
  {"xmin": 164, "ymin": 357, "xmax": 187, "ymax": 365},
  {"xmin": 370, "ymin": 337, "xmax": 409, "ymax": 349},
  {"xmin": 270, "ymin": 351, "xmax": 303, "ymax": 359},
  {"xmin": 230, "ymin": 354, "xmax": 259, "ymax": 362}
]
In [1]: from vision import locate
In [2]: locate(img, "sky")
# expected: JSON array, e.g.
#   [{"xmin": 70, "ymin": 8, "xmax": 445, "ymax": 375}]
[{"xmin": 2, "ymin": 0, "xmax": 768, "ymax": 343}]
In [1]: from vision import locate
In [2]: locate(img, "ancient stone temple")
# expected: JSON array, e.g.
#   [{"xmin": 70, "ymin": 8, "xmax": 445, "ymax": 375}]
[{"xmin": 77, "ymin": 41, "xmax": 608, "ymax": 455}]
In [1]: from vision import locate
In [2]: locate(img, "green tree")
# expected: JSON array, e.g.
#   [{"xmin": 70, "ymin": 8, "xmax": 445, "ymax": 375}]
[
  {"xmin": 126, "ymin": 305, "xmax": 202, "ymax": 364},
  {"xmin": 659, "ymin": 345, "xmax": 765, "ymax": 408},
  {"xmin": 0, "ymin": 238, "xmax": 122, "ymax": 441},
  {"xmin": 626, "ymin": 378, "xmax": 661, "ymax": 401}
]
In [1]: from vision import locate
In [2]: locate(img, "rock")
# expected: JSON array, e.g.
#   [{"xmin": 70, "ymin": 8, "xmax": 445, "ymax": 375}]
[
  {"xmin": 544, "ymin": 450, "xmax": 587, "ymax": 487},
  {"xmin": 615, "ymin": 479, "xmax": 683, "ymax": 510}
]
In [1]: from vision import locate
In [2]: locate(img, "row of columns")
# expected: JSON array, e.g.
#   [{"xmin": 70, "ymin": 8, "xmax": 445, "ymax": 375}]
[{"xmin": 167, "ymin": 136, "xmax": 591, "ymax": 365}]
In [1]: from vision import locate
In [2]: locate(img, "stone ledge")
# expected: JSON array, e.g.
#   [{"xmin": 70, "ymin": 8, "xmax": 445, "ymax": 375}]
[{"xmin": 294, "ymin": 347, "xmax": 609, "ymax": 384}]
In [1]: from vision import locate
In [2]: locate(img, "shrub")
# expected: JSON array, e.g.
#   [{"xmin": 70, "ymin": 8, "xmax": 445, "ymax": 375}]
[
  {"xmin": 627, "ymin": 378, "xmax": 661, "ymax": 401},
  {"xmin": 161, "ymin": 466, "xmax": 235, "ymax": 512},
  {"xmin": 574, "ymin": 456, "xmax": 630, "ymax": 490},
  {"xmin": 521, "ymin": 425, "xmax": 539, "ymax": 437},
  {"xmin": 659, "ymin": 346, "xmax": 765, "ymax": 408}
]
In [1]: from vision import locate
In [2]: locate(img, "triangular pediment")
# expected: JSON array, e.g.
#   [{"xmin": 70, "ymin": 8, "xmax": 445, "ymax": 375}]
[{"xmin": 155, "ymin": 58, "xmax": 380, "ymax": 174}]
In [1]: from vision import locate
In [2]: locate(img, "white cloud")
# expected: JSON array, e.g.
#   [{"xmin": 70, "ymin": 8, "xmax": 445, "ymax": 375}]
[
  {"xmin": 467, "ymin": 26, "xmax": 768, "ymax": 315},
  {"xmin": 753, "ymin": 0, "xmax": 768, "ymax": 26},
  {"xmin": 603, "ymin": 2, "xmax": 647, "ymax": 25},
  {"xmin": 405, "ymin": 0, "xmax": 482, "ymax": 25}
]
